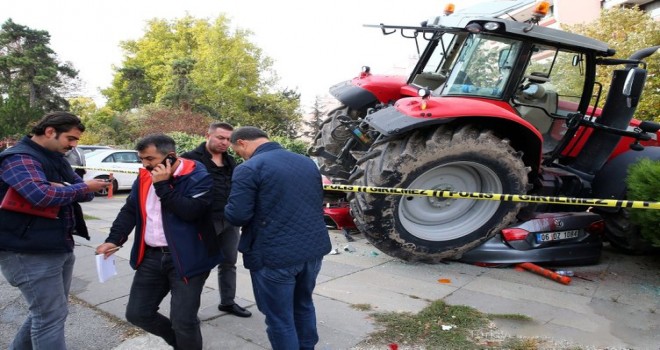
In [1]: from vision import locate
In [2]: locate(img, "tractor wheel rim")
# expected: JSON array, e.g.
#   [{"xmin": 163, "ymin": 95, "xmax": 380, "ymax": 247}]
[{"xmin": 398, "ymin": 161, "xmax": 502, "ymax": 241}]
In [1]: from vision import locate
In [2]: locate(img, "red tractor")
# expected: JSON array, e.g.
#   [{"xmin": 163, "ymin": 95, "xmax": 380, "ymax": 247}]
[{"xmin": 311, "ymin": 0, "xmax": 660, "ymax": 263}]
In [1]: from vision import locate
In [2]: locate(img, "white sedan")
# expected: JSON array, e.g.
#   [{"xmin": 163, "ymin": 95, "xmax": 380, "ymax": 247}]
[{"xmin": 82, "ymin": 149, "xmax": 143, "ymax": 196}]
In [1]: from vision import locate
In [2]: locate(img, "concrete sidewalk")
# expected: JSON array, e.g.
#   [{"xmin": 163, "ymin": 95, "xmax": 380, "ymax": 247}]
[{"xmin": 2, "ymin": 193, "xmax": 659, "ymax": 349}]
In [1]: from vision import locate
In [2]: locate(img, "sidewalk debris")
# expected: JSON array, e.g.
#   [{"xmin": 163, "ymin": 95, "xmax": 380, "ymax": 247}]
[
  {"xmin": 517, "ymin": 262, "xmax": 571, "ymax": 285},
  {"xmin": 329, "ymin": 248, "xmax": 340, "ymax": 255},
  {"xmin": 343, "ymin": 228, "xmax": 355, "ymax": 242},
  {"xmin": 343, "ymin": 244, "xmax": 357, "ymax": 253},
  {"xmin": 555, "ymin": 270, "xmax": 574, "ymax": 277}
]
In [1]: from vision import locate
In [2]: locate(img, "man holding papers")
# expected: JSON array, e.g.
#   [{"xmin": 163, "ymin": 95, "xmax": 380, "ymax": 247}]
[{"xmin": 96, "ymin": 133, "xmax": 221, "ymax": 350}]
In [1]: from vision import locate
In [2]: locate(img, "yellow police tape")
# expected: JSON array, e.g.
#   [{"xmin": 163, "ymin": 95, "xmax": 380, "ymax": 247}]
[
  {"xmin": 72, "ymin": 165, "xmax": 139, "ymax": 174},
  {"xmin": 323, "ymin": 184, "xmax": 660, "ymax": 210},
  {"xmin": 73, "ymin": 166, "xmax": 660, "ymax": 210}
]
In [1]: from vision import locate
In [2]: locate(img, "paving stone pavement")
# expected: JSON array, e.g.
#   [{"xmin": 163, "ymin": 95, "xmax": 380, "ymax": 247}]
[{"xmin": 1, "ymin": 192, "xmax": 658, "ymax": 349}]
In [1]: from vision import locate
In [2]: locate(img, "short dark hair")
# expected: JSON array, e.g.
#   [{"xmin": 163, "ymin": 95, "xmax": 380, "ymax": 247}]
[
  {"xmin": 136, "ymin": 133, "xmax": 176, "ymax": 155},
  {"xmin": 208, "ymin": 122, "xmax": 233, "ymax": 133},
  {"xmin": 230, "ymin": 126, "xmax": 269, "ymax": 144},
  {"xmin": 31, "ymin": 111, "xmax": 85, "ymax": 136}
]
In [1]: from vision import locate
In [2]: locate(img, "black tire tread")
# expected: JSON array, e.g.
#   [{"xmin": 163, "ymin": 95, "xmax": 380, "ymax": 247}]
[{"xmin": 350, "ymin": 124, "xmax": 528, "ymax": 262}]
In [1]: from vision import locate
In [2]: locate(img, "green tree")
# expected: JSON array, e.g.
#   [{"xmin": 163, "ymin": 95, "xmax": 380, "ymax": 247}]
[
  {"xmin": 161, "ymin": 58, "xmax": 203, "ymax": 111},
  {"xmin": 302, "ymin": 95, "xmax": 326, "ymax": 140},
  {"xmin": 563, "ymin": 6, "xmax": 660, "ymax": 122},
  {"xmin": 69, "ymin": 96, "xmax": 98, "ymax": 119},
  {"xmin": 0, "ymin": 95, "xmax": 42, "ymax": 137},
  {"xmin": 68, "ymin": 96, "xmax": 133, "ymax": 146},
  {"xmin": 102, "ymin": 15, "xmax": 302, "ymax": 135},
  {"xmin": 103, "ymin": 65, "xmax": 154, "ymax": 110},
  {"xmin": 0, "ymin": 19, "xmax": 78, "ymax": 111},
  {"xmin": 271, "ymin": 135, "xmax": 310, "ymax": 157}
]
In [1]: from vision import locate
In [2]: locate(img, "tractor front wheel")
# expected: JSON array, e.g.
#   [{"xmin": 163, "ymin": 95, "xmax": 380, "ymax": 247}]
[
  {"xmin": 309, "ymin": 103, "xmax": 367, "ymax": 182},
  {"xmin": 349, "ymin": 125, "xmax": 529, "ymax": 262}
]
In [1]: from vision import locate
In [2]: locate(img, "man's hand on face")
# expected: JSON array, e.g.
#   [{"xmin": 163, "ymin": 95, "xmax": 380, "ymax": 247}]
[{"xmin": 151, "ymin": 158, "xmax": 173, "ymax": 183}]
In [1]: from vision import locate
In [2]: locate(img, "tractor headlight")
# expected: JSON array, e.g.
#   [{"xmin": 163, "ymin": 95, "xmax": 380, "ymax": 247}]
[
  {"xmin": 483, "ymin": 22, "xmax": 500, "ymax": 31},
  {"xmin": 465, "ymin": 23, "xmax": 483, "ymax": 33},
  {"xmin": 418, "ymin": 88, "xmax": 431, "ymax": 98}
]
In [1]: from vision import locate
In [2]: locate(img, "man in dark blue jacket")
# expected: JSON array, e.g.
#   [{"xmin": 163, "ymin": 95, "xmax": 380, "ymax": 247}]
[
  {"xmin": 0, "ymin": 112, "xmax": 110, "ymax": 349},
  {"xmin": 96, "ymin": 134, "xmax": 221, "ymax": 350},
  {"xmin": 225, "ymin": 126, "xmax": 331, "ymax": 350}
]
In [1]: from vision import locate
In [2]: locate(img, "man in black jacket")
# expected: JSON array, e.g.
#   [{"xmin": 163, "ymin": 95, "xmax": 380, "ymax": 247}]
[{"xmin": 181, "ymin": 122, "xmax": 251, "ymax": 318}]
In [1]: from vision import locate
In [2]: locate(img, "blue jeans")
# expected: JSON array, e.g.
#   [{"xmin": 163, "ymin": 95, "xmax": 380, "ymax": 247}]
[
  {"xmin": 250, "ymin": 258, "xmax": 323, "ymax": 350},
  {"xmin": 0, "ymin": 251, "xmax": 75, "ymax": 350},
  {"xmin": 125, "ymin": 249, "xmax": 210, "ymax": 350}
]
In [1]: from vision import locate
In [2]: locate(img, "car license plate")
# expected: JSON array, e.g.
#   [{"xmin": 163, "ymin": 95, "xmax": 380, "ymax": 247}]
[{"xmin": 536, "ymin": 230, "xmax": 580, "ymax": 243}]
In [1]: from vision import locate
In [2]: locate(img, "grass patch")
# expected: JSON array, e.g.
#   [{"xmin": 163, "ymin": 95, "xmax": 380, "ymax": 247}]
[
  {"xmin": 351, "ymin": 303, "xmax": 373, "ymax": 311},
  {"xmin": 499, "ymin": 337, "xmax": 541, "ymax": 349},
  {"xmin": 83, "ymin": 214, "xmax": 100, "ymax": 220},
  {"xmin": 362, "ymin": 300, "xmax": 489, "ymax": 349},
  {"xmin": 359, "ymin": 301, "xmax": 580, "ymax": 349},
  {"xmin": 488, "ymin": 313, "xmax": 533, "ymax": 321}
]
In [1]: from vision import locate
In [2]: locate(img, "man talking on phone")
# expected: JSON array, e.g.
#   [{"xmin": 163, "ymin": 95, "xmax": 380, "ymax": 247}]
[{"xmin": 96, "ymin": 133, "xmax": 221, "ymax": 350}]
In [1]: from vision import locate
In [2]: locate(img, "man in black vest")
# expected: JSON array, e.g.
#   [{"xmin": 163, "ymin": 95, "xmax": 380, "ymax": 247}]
[
  {"xmin": 181, "ymin": 122, "xmax": 251, "ymax": 318},
  {"xmin": 0, "ymin": 112, "xmax": 110, "ymax": 349}
]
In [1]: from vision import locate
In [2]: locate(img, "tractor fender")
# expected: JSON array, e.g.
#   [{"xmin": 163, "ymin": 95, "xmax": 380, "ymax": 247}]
[
  {"xmin": 592, "ymin": 146, "xmax": 660, "ymax": 213},
  {"xmin": 365, "ymin": 97, "xmax": 544, "ymax": 173},
  {"xmin": 329, "ymin": 74, "xmax": 408, "ymax": 110}
]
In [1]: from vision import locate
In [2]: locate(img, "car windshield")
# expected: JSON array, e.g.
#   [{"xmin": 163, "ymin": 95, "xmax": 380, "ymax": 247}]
[{"xmin": 442, "ymin": 34, "xmax": 522, "ymax": 99}]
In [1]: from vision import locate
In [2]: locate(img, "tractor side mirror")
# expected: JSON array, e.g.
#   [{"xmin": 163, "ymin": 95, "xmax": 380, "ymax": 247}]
[{"xmin": 572, "ymin": 54, "xmax": 582, "ymax": 66}]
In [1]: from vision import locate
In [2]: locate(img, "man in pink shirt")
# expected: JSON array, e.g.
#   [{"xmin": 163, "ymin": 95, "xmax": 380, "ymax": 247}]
[{"xmin": 96, "ymin": 134, "xmax": 221, "ymax": 350}]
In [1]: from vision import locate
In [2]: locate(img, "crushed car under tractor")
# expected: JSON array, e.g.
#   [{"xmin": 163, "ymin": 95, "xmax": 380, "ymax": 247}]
[{"xmin": 311, "ymin": 0, "xmax": 660, "ymax": 264}]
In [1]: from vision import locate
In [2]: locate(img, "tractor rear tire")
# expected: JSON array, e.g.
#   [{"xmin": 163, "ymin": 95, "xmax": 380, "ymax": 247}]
[
  {"xmin": 310, "ymin": 104, "xmax": 367, "ymax": 182},
  {"xmin": 349, "ymin": 124, "xmax": 528, "ymax": 262}
]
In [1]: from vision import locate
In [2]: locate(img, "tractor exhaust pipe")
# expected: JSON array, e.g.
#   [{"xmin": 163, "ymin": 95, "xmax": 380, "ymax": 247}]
[
  {"xmin": 570, "ymin": 47, "xmax": 657, "ymax": 175},
  {"xmin": 627, "ymin": 45, "xmax": 660, "ymax": 63}
]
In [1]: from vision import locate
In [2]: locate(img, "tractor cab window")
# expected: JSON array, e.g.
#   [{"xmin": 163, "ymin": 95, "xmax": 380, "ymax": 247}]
[
  {"xmin": 410, "ymin": 32, "xmax": 462, "ymax": 90},
  {"xmin": 442, "ymin": 34, "xmax": 521, "ymax": 99},
  {"xmin": 515, "ymin": 45, "xmax": 586, "ymax": 153}
]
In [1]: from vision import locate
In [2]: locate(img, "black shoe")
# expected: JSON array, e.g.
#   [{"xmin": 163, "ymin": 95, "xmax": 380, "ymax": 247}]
[{"xmin": 218, "ymin": 303, "xmax": 252, "ymax": 318}]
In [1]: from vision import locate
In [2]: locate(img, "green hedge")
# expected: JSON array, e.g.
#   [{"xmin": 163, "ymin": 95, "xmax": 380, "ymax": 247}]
[{"xmin": 626, "ymin": 159, "xmax": 660, "ymax": 247}]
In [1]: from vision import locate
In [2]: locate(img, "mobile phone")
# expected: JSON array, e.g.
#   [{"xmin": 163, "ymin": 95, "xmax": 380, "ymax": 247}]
[{"xmin": 161, "ymin": 155, "xmax": 177, "ymax": 166}]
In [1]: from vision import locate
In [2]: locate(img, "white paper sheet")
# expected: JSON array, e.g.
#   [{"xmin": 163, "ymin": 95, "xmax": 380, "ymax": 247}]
[{"xmin": 95, "ymin": 254, "xmax": 118, "ymax": 283}]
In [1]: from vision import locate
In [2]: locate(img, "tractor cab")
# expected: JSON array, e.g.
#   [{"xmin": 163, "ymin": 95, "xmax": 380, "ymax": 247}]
[{"xmin": 398, "ymin": 15, "xmax": 610, "ymax": 158}]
